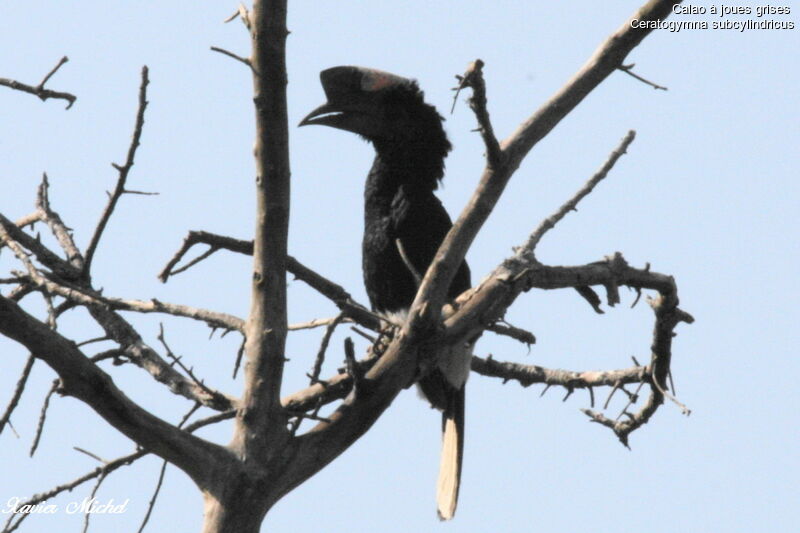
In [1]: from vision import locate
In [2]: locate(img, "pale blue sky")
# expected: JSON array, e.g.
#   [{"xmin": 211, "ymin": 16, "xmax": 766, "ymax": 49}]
[{"xmin": 1, "ymin": 2, "xmax": 798, "ymax": 532}]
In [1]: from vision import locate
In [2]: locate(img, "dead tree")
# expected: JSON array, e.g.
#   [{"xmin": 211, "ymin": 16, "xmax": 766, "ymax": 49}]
[{"xmin": 0, "ymin": 1, "xmax": 693, "ymax": 532}]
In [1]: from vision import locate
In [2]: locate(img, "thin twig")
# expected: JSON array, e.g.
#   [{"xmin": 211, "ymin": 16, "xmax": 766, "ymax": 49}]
[
  {"xmin": 453, "ymin": 60, "xmax": 501, "ymax": 166},
  {"xmin": 486, "ymin": 321, "xmax": 536, "ymax": 345},
  {"xmin": 73, "ymin": 447, "xmax": 108, "ymax": 464},
  {"xmin": 90, "ymin": 349, "xmax": 126, "ymax": 364},
  {"xmin": 36, "ymin": 173, "xmax": 83, "ymax": 270},
  {"xmin": 83, "ymin": 66, "xmax": 150, "ymax": 274},
  {"xmin": 350, "ymin": 326, "xmax": 377, "ymax": 343},
  {"xmin": 343, "ymin": 337, "xmax": 361, "ymax": 392},
  {"xmin": 6, "ymin": 409, "xmax": 233, "ymax": 533},
  {"xmin": 29, "ymin": 380, "xmax": 60, "ymax": 457},
  {"xmin": 524, "ymin": 130, "xmax": 636, "ymax": 253},
  {"xmin": 77, "ymin": 335, "xmax": 111, "ymax": 347},
  {"xmin": 0, "ymin": 56, "xmax": 76, "ymax": 108},
  {"xmin": 603, "ymin": 381, "xmax": 621, "ymax": 410},
  {"xmin": 290, "ymin": 316, "xmax": 353, "ymax": 331},
  {"xmin": 159, "ymin": 230, "xmax": 382, "ymax": 331},
  {"xmin": 82, "ymin": 470, "xmax": 109, "ymax": 533},
  {"xmin": 232, "ymin": 339, "xmax": 246, "ymax": 380},
  {"xmin": 0, "ymin": 213, "xmax": 76, "ymax": 280},
  {"xmin": 308, "ymin": 313, "xmax": 346, "ymax": 384},
  {"xmin": 224, "ymin": 3, "xmax": 251, "ymax": 29},
  {"xmin": 615, "ymin": 380, "xmax": 645, "ymax": 422},
  {"xmin": 137, "ymin": 460, "xmax": 168, "ymax": 533},
  {"xmin": 210, "ymin": 46, "xmax": 253, "ymax": 69},
  {"xmin": 136, "ymin": 404, "xmax": 198, "ymax": 533},
  {"xmin": 38, "ymin": 56, "xmax": 70, "ymax": 89},
  {"xmin": 619, "ymin": 63, "xmax": 668, "ymax": 91},
  {"xmin": 0, "ymin": 354, "xmax": 36, "ymax": 436},
  {"xmin": 650, "ymin": 373, "xmax": 691, "ymax": 415},
  {"xmin": 395, "ymin": 239, "xmax": 423, "ymax": 286},
  {"xmin": 157, "ymin": 324, "xmax": 217, "ymax": 398},
  {"xmin": 471, "ymin": 355, "xmax": 647, "ymax": 390}
]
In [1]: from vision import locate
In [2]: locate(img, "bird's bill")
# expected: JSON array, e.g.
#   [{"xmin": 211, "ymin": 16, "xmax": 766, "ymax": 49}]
[
  {"xmin": 299, "ymin": 100, "xmax": 383, "ymax": 139},
  {"xmin": 298, "ymin": 102, "xmax": 342, "ymax": 127}
]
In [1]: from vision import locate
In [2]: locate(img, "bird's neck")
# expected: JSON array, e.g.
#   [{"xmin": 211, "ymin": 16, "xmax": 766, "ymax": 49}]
[{"xmin": 365, "ymin": 141, "xmax": 446, "ymax": 203}]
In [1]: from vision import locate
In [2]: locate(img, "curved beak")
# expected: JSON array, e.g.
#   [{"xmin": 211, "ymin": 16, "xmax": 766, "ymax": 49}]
[{"xmin": 299, "ymin": 103, "xmax": 341, "ymax": 127}]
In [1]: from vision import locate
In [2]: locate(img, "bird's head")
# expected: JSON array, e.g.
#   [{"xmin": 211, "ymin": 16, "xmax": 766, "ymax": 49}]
[{"xmin": 300, "ymin": 66, "xmax": 451, "ymax": 161}]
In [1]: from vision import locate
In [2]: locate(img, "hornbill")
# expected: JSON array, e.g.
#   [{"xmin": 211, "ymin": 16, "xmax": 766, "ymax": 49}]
[{"xmin": 300, "ymin": 66, "xmax": 472, "ymax": 520}]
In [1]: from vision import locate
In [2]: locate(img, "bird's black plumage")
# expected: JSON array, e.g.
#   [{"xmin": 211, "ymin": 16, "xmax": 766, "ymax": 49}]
[
  {"xmin": 301, "ymin": 66, "xmax": 471, "ymax": 519},
  {"xmin": 362, "ymin": 129, "xmax": 470, "ymax": 320}
]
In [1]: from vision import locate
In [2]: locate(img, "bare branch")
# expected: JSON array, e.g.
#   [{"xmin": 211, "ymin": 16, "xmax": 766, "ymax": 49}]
[
  {"xmin": 523, "ymin": 130, "xmax": 636, "ymax": 253},
  {"xmin": 103, "ymin": 296, "xmax": 244, "ymax": 332},
  {"xmin": 7, "ymin": 405, "xmax": 233, "ymax": 533},
  {"xmin": 137, "ymin": 460, "xmax": 169, "ymax": 533},
  {"xmin": 228, "ymin": 0, "xmax": 292, "ymax": 473},
  {"xmin": 471, "ymin": 355, "xmax": 647, "ymax": 389},
  {"xmin": 395, "ymin": 239, "xmax": 422, "ymax": 286},
  {"xmin": 38, "ymin": 56, "xmax": 70, "ymax": 88},
  {"xmin": 0, "ymin": 354, "xmax": 35, "ymax": 436},
  {"xmin": 159, "ymin": 230, "xmax": 381, "ymax": 331},
  {"xmin": 255, "ymin": 2, "xmax": 688, "ymax": 501},
  {"xmin": 3, "ymin": 256, "xmax": 239, "ymax": 410},
  {"xmin": 619, "ymin": 63, "xmax": 668, "ymax": 90},
  {"xmin": 157, "ymin": 324, "xmax": 220, "ymax": 400},
  {"xmin": 158, "ymin": 230, "xmax": 249, "ymax": 281},
  {"xmin": 486, "ymin": 321, "xmax": 536, "ymax": 345},
  {"xmin": 0, "ymin": 56, "xmax": 76, "ymax": 108},
  {"xmin": 36, "ymin": 173, "xmax": 83, "ymax": 270},
  {"xmin": 84, "ymin": 66, "xmax": 150, "ymax": 274},
  {"xmin": 137, "ymin": 404, "xmax": 197, "ymax": 533},
  {"xmin": 443, "ymin": 252, "xmax": 693, "ymax": 445},
  {"xmin": 81, "ymin": 468, "xmax": 109, "ymax": 533},
  {"xmin": 308, "ymin": 313, "xmax": 346, "ymax": 384},
  {"xmin": 1, "ymin": 450, "xmax": 147, "ymax": 533},
  {"xmin": 410, "ymin": 0, "xmax": 680, "ymax": 323},
  {"xmin": 286, "ymin": 255, "xmax": 381, "ymax": 330},
  {"xmin": 0, "ymin": 293, "xmax": 232, "ymax": 486},
  {"xmin": 122, "ymin": 188, "xmax": 159, "ymax": 196},
  {"xmin": 210, "ymin": 46, "xmax": 253, "ymax": 69},
  {"xmin": 454, "ymin": 59, "xmax": 501, "ymax": 166},
  {"xmin": 224, "ymin": 3, "xmax": 252, "ymax": 29},
  {"xmin": 29, "ymin": 380, "xmax": 59, "ymax": 457},
  {"xmin": 0, "ymin": 213, "xmax": 81, "ymax": 280},
  {"xmin": 290, "ymin": 316, "xmax": 353, "ymax": 331},
  {"xmin": 73, "ymin": 446, "xmax": 108, "ymax": 464},
  {"xmin": 281, "ymin": 352, "xmax": 379, "ymax": 415}
]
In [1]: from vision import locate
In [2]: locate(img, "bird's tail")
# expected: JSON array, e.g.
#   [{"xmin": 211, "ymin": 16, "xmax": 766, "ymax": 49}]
[{"xmin": 436, "ymin": 385, "xmax": 465, "ymax": 521}]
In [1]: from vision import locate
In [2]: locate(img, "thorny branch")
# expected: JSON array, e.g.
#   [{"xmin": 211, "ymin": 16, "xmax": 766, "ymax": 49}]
[
  {"xmin": 84, "ymin": 66, "xmax": 150, "ymax": 274},
  {"xmin": 159, "ymin": 230, "xmax": 381, "ymax": 331},
  {"xmin": 2, "ymin": 407, "xmax": 222, "ymax": 533},
  {"xmin": 0, "ymin": 0, "xmax": 691, "ymax": 528},
  {"xmin": 472, "ymin": 356, "xmax": 647, "ymax": 390},
  {"xmin": 0, "ymin": 56, "xmax": 76, "ymax": 109},
  {"xmin": 452, "ymin": 59, "xmax": 501, "ymax": 166},
  {"xmin": 524, "ymin": 130, "xmax": 637, "ymax": 253}
]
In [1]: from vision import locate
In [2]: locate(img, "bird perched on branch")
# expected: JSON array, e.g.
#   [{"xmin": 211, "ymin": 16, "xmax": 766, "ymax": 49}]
[{"xmin": 300, "ymin": 66, "xmax": 472, "ymax": 520}]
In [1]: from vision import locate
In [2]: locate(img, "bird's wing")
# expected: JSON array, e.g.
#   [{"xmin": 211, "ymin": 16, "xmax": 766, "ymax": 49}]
[{"xmin": 390, "ymin": 186, "xmax": 471, "ymax": 297}]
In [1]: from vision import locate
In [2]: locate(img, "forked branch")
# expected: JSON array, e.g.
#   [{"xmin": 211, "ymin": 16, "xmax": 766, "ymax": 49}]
[
  {"xmin": 84, "ymin": 66, "xmax": 150, "ymax": 274},
  {"xmin": 0, "ymin": 56, "xmax": 76, "ymax": 109}
]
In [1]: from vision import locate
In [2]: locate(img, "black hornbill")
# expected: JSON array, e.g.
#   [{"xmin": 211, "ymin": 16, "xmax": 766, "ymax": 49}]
[{"xmin": 300, "ymin": 66, "xmax": 472, "ymax": 520}]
